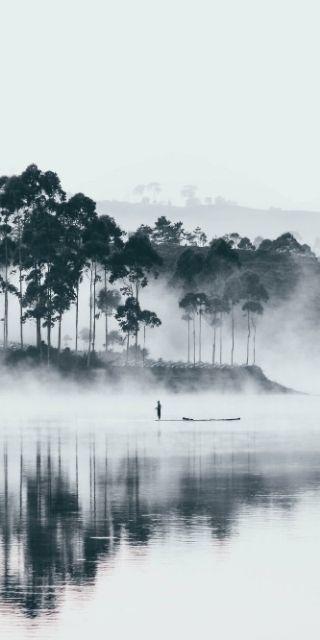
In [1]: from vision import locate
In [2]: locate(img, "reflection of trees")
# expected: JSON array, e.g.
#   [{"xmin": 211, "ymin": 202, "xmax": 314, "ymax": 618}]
[
  {"xmin": 0, "ymin": 443, "xmax": 82, "ymax": 617},
  {"xmin": 120, "ymin": 453, "xmax": 154, "ymax": 545},
  {"xmin": 178, "ymin": 470, "xmax": 268, "ymax": 539},
  {"xmin": 1, "ymin": 438, "xmax": 320, "ymax": 618}
]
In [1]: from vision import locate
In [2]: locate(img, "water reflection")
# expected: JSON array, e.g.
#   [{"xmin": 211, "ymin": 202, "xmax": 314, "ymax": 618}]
[{"xmin": 1, "ymin": 427, "xmax": 320, "ymax": 619}]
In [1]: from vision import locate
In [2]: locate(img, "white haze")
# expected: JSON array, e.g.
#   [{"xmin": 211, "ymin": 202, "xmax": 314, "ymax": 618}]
[
  {"xmin": 2, "ymin": 263, "xmax": 320, "ymax": 394},
  {"xmin": 0, "ymin": 384, "xmax": 318, "ymax": 427},
  {"xmin": 2, "ymin": 0, "xmax": 320, "ymax": 210}
]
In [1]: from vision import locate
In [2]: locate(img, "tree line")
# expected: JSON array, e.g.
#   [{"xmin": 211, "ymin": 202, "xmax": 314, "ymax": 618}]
[
  {"xmin": 0, "ymin": 165, "xmax": 164, "ymax": 365},
  {"xmin": 175, "ymin": 239, "xmax": 269, "ymax": 366},
  {"xmin": 172, "ymin": 229, "xmax": 314, "ymax": 366},
  {"xmin": 1, "ymin": 164, "xmax": 312, "ymax": 367}
]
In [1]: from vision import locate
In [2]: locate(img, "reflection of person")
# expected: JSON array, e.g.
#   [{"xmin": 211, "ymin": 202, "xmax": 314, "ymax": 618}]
[{"xmin": 156, "ymin": 400, "xmax": 162, "ymax": 420}]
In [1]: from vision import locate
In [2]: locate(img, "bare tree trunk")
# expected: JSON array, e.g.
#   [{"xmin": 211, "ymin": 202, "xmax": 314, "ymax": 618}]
[
  {"xmin": 88, "ymin": 265, "xmax": 93, "ymax": 366},
  {"xmin": 4, "ymin": 290, "xmax": 8, "ymax": 349},
  {"xmin": 126, "ymin": 332, "xmax": 130, "ymax": 364},
  {"xmin": 35, "ymin": 264, "xmax": 42, "ymax": 359},
  {"xmin": 58, "ymin": 315, "xmax": 62, "ymax": 353},
  {"xmin": 198, "ymin": 307, "xmax": 202, "ymax": 363},
  {"xmin": 105, "ymin": 312, "xmax": 108, "ymax": 354},
  {"xmin": 219, "ymin": 312, "xmax": 223, "ymax": 365},
  {"xmin": 212, "ymin": 313, "xmax": 217, "ymax": 365},
  {"xmin": 187, "ymin": 318, "xmax": 190, "ymax": 363},
  {"xmin": 231, "ymin": 306, "xmax": 235, "ymax": 365},
  {"xmin": 18, "ymin": 225, "xmax": 23, "ymax": 349},
  {"xmin": 252, "ymin": 317, "xmax": 256, "ymax": 364},
  {"xmin": 4, "ymin": 236, "xmax": 8, "ymax": 351},
  {"xmin": 143, "ymin": 325, "xmax": 146, "ymax": 366},
  {"xmin": 92, "ymin": 262, "xmax": 97, "ymax": 354},
  {"xmin": 75, "ymin": 280, "xmax": 79, "ymax": 353},
  {"xmin": 193, "ymin": 315, "xmax": 196, "ymax": 367},
  {"xmin": 19, "ymin": 267, "xmax": 23, "ymax": 349},
  {"xmin": 135, "ymin": 281, "xmax": 139, "ymax": 364},
  {"xmin": 246, "ymin": 309, "xmax": 251, "ymax": 365},
  {"xmin": 36, "ymin": 317, "xmax": 41, "ymax": 352},
  {"xmin": 104, "ymin": 268, "xmax": 108, "ymax": 353},
  {"xmin": 212, "ymin": 324, "xmax": 214, "ymax": 365},
  {"xmin": 47, "ymin": 324, "xmax": 51, "ymax": 366},
  {"xmin": 47, "ymin": 281, "xmax": 52, "ymax": 366}
]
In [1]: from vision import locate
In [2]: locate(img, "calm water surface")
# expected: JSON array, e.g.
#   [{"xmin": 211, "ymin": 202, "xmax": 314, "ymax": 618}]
[{"xmin": 1, "ymin": 393, "xmax": 320, "ymax": 639}]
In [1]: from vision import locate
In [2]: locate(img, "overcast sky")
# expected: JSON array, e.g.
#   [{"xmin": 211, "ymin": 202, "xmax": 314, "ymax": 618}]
[{"xmin": 1, "ymin": 0, "xmax": 320, "ymax": 209}]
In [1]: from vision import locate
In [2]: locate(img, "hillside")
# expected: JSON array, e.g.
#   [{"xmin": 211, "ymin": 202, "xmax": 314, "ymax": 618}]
[{"xmin": 97, "ymin": 199, "xmax": 320, "ymax": 246}]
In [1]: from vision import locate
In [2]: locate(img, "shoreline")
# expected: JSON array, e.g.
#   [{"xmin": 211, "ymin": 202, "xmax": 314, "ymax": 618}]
[{"xmin": 1, "ymin": 348, "xmax": 297, "ymax": 394}]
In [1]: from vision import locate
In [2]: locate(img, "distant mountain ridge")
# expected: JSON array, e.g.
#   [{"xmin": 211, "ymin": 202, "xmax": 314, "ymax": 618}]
[{"xmin": 97, "ymin": 199, "xmax": 320, "ymax": 245}]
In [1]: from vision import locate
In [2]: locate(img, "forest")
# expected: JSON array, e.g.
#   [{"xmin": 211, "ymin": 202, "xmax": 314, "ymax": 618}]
[{"xmin": 0, "ymin": 164, "xmax": 318, "ymax": 373}]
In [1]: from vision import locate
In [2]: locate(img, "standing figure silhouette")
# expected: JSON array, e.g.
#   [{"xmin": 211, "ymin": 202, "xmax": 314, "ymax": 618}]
[{"xmin": 156, "ymin": 400, "xmax": 162, "ymax": 420}]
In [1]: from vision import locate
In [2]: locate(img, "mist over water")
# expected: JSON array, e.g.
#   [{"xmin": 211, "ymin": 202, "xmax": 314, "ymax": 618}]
[{"xmin": 1, "ymin": 394, "xmax": 320, "ymax": 639}]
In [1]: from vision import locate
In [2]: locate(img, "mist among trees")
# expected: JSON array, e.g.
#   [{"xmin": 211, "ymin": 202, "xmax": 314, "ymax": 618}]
[{"xmin": 0, "ymin": 164, "xmax": 316, "ymax": 371}]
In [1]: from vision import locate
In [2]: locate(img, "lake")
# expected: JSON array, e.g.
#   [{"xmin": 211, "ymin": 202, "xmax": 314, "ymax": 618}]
[{"xmin": 0, "ymin": 391, "xmax": 320, "ymax": 639}]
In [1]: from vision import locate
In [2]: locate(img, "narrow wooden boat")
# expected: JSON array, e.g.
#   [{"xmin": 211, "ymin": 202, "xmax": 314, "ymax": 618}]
[
  {"xmin": 155, "ymin": 417, "xmax": 241, "ymax": 422},
  {"xmin": 182, "ymin": 417, "xmax": 241, "ymax": 422}
]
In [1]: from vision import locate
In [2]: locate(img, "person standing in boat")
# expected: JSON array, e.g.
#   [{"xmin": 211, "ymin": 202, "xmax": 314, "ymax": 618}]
[{"xmin": 156, "ymin": 401, "xmax": 162, "ymax": 420}]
